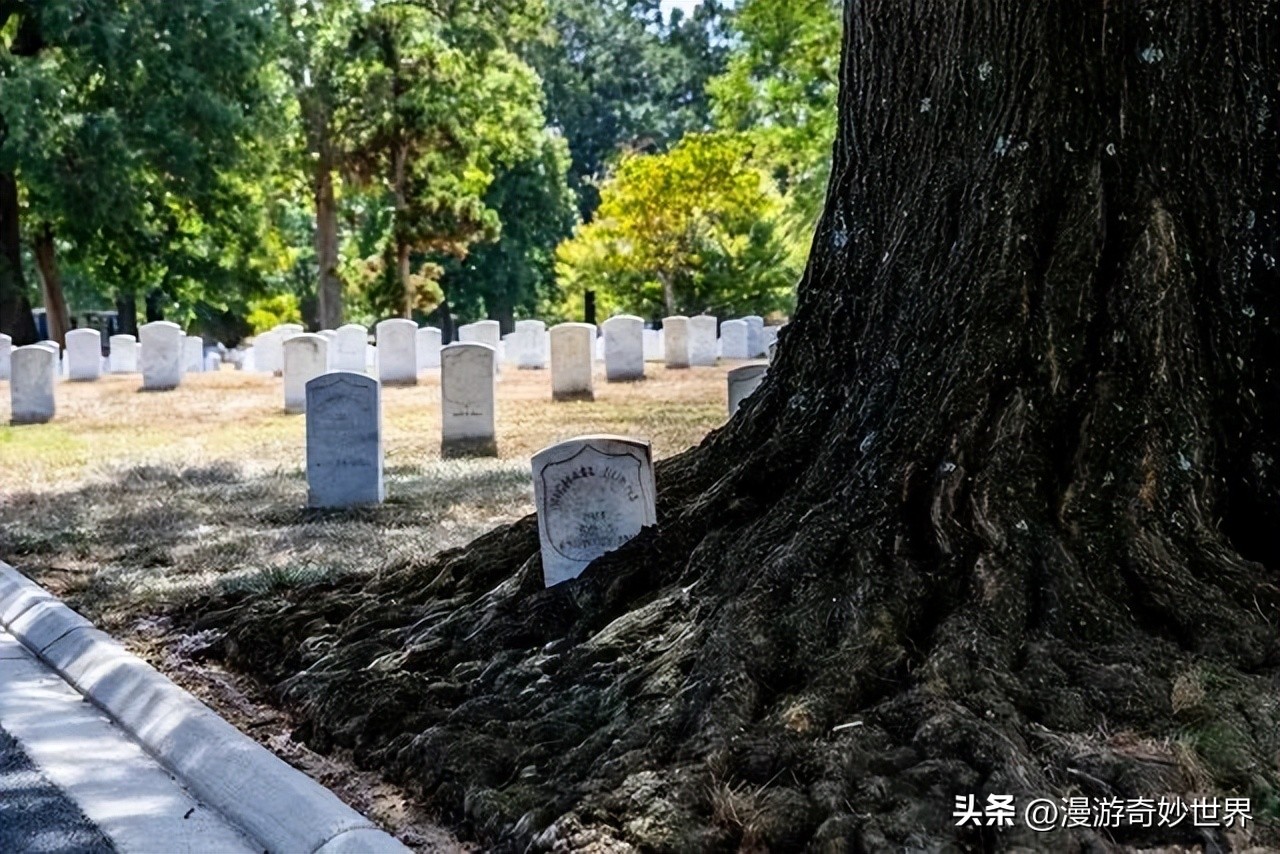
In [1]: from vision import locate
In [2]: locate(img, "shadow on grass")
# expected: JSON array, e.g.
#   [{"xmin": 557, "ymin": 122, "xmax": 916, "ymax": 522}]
[{"xmin": 0, "ymin": 459, "xmax": 534, "ymax": 627}]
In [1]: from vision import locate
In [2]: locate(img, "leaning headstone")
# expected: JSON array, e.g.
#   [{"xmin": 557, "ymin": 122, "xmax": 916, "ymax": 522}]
[
  {"xmin": 109, "ymin": 335, "xmax": 138, "ymax": 373},
  {"xmin": 283, "ymin": 333, "xmax": 329, "ymax": 414},
  {"xmin": 515, "ymin": 320, "xmax": 547, "ymax": 369},
  {"xmin": 663, "ymin": 316, "xmax": 690, "ymax": 369},
  {"xmin": 0, "ymin": 333, "xmax": 10, "ymax": 380},
  {"xmin": 688, "ymin": 316, "xmax": 718, "ymax": 366},
  {"xmin": 440, "ymin": 342, "xmax": 497, "ymax": 457},
  {"xmin": 376, "ymin": 318, "xmax": 418, "ymax": 386},
  {"xmin": 65, "ymin": 328, "xmax": 102, "ymax": 381},
  {"xmin": 602, "ymin": 315, "xmax": 644, "ymax": 382},
  {"xmin": 417, "ymin": 327, "xmax": 442, "ymax": 371},
  {"xmin": 531, "ymin": 435, "xmax": 657, "ymax": 587},
  {"xmin": 9, "ymin": 346, "xmax": 56, "ymax": 424},
  {"xmin": 140, "ymin": 321, "xmax": 183, "ymax": 390},
  {"xmin": 306, "ymin": 372, "xmax": 383, "ymax": 507},
  {"xmin": 743, "ymin": 315, "xmax": 765, "ymax": 357},
  {"xmin": 727, "ymin": 363, "xmax": 768, "ymax": 416},
  {"xmin": 550, "ymin": 323, "xmax": 595, "ymax": 401},
  {"xmin": 643, "ymin": 328, "xmax": 663, "ymax": 362},
  {"xmin": 720, "ymin": 319, "xmax": 750, "ymax": 359},
  {"xmin": 331, "ymin": 324, "xmax": 367, "ymax": 373},
  {"xmin": 183, "ymin": 336, "xmax": 204, "ymax": 373}
]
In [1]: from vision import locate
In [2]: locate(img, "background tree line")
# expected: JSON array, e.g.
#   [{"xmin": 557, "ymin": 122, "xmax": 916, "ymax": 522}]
[{"xmin": 0, "ymin": 0, "xmax": 839, "ymax": 346}]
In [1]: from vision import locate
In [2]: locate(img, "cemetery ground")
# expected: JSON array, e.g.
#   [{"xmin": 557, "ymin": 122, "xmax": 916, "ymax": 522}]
[{"xmin": 0, "ymin": 363, "xmax": 728, "ymax": 848}]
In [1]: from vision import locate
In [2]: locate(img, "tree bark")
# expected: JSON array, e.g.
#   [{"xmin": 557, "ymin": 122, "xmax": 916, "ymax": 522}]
[
  {"xmin": 114, "ymin": 293, "xmax": 138, "ymax": 338},
  {"xmin": 214, "ymin": 3, "xmax": 1280, "ymax": 850},
  {"xmin": 314, "ymin": 157, "xmax": 343, "ymax": 329},
  {"xmin": 33, "ymin": 223, "xmax": 69, "ymax": 347},
  {"xmin": 0, "ymin": 171, "xmax": 38, "ymax": 344}
]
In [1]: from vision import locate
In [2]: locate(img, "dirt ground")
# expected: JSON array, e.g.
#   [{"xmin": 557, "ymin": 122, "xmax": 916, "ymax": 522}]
[{"xmin": 0, "ymin": 360, "xmax": 742, "ymax": 850}]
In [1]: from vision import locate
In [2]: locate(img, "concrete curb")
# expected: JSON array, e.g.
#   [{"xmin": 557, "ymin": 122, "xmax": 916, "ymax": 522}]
[{"xmin": 0, "ymin": 563, "xmax": 409, "ymax": 854}]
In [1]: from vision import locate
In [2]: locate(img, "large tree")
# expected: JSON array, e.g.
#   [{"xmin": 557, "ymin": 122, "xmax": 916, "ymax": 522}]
[{"xmin": 217, "ymin": 2, "xmax": 1280, "ymax": 849}]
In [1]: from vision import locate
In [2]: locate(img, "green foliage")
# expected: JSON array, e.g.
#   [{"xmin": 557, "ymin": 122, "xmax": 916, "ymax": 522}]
[
  {"xmin": 246, "ymin": 293, "xmax": 303, "ymax": 334},
  {"xmin": 554, "ymin": 132, "xmax": 797, "ymax": 321}
]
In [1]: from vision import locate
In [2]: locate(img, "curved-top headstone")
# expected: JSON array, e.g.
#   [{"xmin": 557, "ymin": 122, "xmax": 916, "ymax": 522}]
[
  {"xmin": 0, "ymin": 333, "xmax": 11, "ymax": 380},
  {"xmin": 515, "ymin": 320, "xmax": 547, "ymax": 369},
  {"xmin": 663, "ymin": 316, "xmax": 690, "ymax": 369},
  {"xmin": 727, "ymin": 362, "xmax": 768, "ymax": 416},
  {"xmin": 66, "ymin": 328, "xmax": 103, "ymax": 381},
  {"xmin": 417, "ymin": 327, "xmax": 442, "ymax": 370},
  {"xmin": 10, "ymin": 345, "xmax": 56, "ymax": 424},
  {"xmin": 283, "ymin": 333, "xmax": 329, "ymax": 414},
  {"xmin": 532, "ymin": 435, "xmax": 657, "ymax": 587},
  {"xmin": 254, "ymin": 329, "xmax": 284, "ymax": 374},
  {"xmin": 331, "ymin": 324, "xmax": 368, "ymax": 373},
  {"xmin": 643, "ymin": 328, "xmax": 663, "ymax": 362},
  {"xmin": 720, "ymin": 319, "xmax": 750, "ymax": 359},
  {"xmin": 306, "ymin": 371, "xmax": 383, "ymax": 508},
  {"xmin": 440, "ymin": 342, "xmax": 497, "ymax": 457},
  {"xmin": 602, "ymin": 315, "xmax": 644, "ymax": 382},
  {"xmin": 743, "ymin": 315, "xmax": 765, "ymax": 358},
  {"xmin": 109, "ymin": 334, "xmax": 138, "ymax": 373},
  {"xmin": 761, "ymin": 324, "xmax": 781, "ymax": 357},
  {"xmin": 140, "ymin": 321, "xmax": 183, "ymax": 390},
  {"xmin": 550, "ymin": 323, "xmax": 595, "ymax": 402},
  {"xmin": 376, "ymin": 318, "xmax": 418, "ymax": 386},
  {"xmin": 458, "ymin": 320, "xmax": 502, "ymax": 375},
  {"xmin": 687, "ymin": 316, "xmax": 718, "ymax": 366}
]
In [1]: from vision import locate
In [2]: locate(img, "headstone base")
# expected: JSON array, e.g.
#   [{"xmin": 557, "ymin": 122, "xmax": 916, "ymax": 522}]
[
  {"xmin": 552, "ymin": 390, "xmax": 595, "ymax": 403},
  {"xmin": 382, "ymin": 378, "xmax": 418, "ymax": 387},
  {"xmin": 10, "ymin": 414, "xmax": 52, "ymax": 426},
  {"xmin": 441, "ymin": 438, "xmax": 498, "ymax": 458}
]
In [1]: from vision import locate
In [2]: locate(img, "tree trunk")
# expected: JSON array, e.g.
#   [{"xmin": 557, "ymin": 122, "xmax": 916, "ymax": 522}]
[
  {"xmin": 0, "ymin": 172, "xmax": 38, "ymax": 344},
  {"xmin": 114, "ymin": 293, "xmax": 138, "ymax": 338},
  {"xmin": 393, "ymin": 144, "xmax": 413, "ymax": 318},
  {"xmin": 33, "ymin": 223, "xmax": 70, "ymax": 347},
  {"xmin": 314, "ymin": 158, "xmax": 343, "ymax": 329},
  {"xmin": 214, "ymin": 4, "xmax": 1280, "ymax": 850}
]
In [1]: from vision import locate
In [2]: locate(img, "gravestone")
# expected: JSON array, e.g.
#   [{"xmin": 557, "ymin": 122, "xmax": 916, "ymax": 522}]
[
  {"xmin": 602, "ymin": 315, "xmax": 644, "ymax": 382},
  {"xmin": 550, "ymin": 323, "xmax": 595, "ymax": 401},
  {"xmin": 720, "ymin": 319, "xmax": 750, "ymax": 359},
  {"xmin": 727, "ymin": 363, "xmax": 768, "ymax": 416},
  {"xmin": 34, "ymin": 341, "xmax": 60, "ymax": 385},
  {"xmin": 501, "ymin": 332, "xmax": 523, "ymax": 367},
  {"xmin": 0, "ymin": 333, "xmax": 10, "ymax": 380},
  {"xmin": 109, "ymin": 335, "xmax": 138, "ymax": 373},
  {"xmin": 9, "ymin": 346, "xmax": 56, "ymax": 424},
  {"xmin": 515, "ymin": 320, "xmax": 547, "ymax": 369},
  {"xmin": 743, "ymin": 315, "xmax": 765, "ymax": 357},
  {"xmin": 331, "ymin": 324, "xmax": 368, "ymax": 372},
  {"xmin": 417, "ymin": 327, "xmax": 442, "ymax": 370},
  {"xmin": 532, "ymin": 435, "xmax": 657, "ymax": 587},
  {"xmin": 663, "ymin": 316, "xmax": 690, "ymax": 368},
  {"xmin": 440, "ymin": 342, "xmax": 497, "ymax": 457},
  {"xmin": 643, "ymin": 329, "xmax": 663, "ymax": 362},
  {"xmin": 306, "ymin": 372, "xmax": 383, "ymax": 507},
  {"xmin": 140, "ymin": 321, "xmax": 183, "ymax": 390},
  {"xmin": 254, "ymin": 329, "xmax": 284, "ymax": 374},
  {"xmin": 283, "ymin": 333, "xmax": 329, "ymax": 414},
  {"xmin": 761, "ymin": 325, "xmax": 780, "ymax": 356},
  {"xmin": 183, "ymin": 336, "xmax": 204, "ymax": 373},
  {"xmin": 376, "ymin": 318, "xmax": 418, "ymax": 386},
  {"xmin": 688, "ymin": 316, "xmax": 718, "ymax": 366},
  {"xmin": 65, "ymin": 328, "xmax": 102, "ymax": 381},
  {"xmin": 276, "ymin": 323, "xmax": 304, "ymax": 336},
  {"xmin": 459, "ymin": 320, "xmax": 502, "ymax": 375},
  {"xmin": 768, "ymin": 341, "xmax": 778, "ymax": 363}
]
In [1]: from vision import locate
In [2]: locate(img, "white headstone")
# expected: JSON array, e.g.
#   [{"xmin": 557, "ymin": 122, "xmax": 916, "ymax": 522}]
[
  {"xmin": 550, "ymin": 323, "xmax": 595, "ymax": 401},
  {"xmin": 459, "ymin": 320, "xmax": 502, "ymax": 376},
  {"xmin": 515, "ymin": 320, "xmax": 547, "ymax": 369},
  {"xmin": 306, "ymin": 372, "xmax": 383, "ymax": 508},
  {"xmin": 65, "ymin": 328, "xmax": 102, "ymax": 381},
  {"xmin": 532, "ymin": 435, "xmax": 657, "ymax": 587},
  {"xmin": 183, "ymin": 336, "xmax": 204, "ymax": 373},
  {"xmin": 276, "ymin": 323, "xmax": 304, "ymax": 336},
  {"xmin": 687, "ymin": 316, "xmax": 718, "ymax": 366},
  {"xmin": 602, "ymin": 315, "xmax": 644, "ymax": 382},
  {"xmin": 417, "ymin": 327, "xmax": 442, "ymax": 370},
  {"xmin": 720, "ymin": 319, "xmax": 750, "ymax": 359},
  {"xmin": 761, "ymin": 325, "xmax": 780, "ymax": 356},
  {"xmin": 501, "ymin": 332, "xmax": 523, "ymax": 367},
  {"xmin": 9, "ymin": 345, "xmax": 56, "ymax": 424},
  {"xmin": 108, "ymin": 335, "xmax": 138, "ymax": 373},
  {"xmin": 33, "ymin": 341, "xmax": 60, "ymax": 386},
  {"xmin": 255, "ymin": 329, "xmax": 284, "ymax": 374},
  {"xmin": 283, "ymin": 333, "xmax": 329, "ymax": 414},
  {"xmin": 0, "ymin": 333, "xmax": 10, "ymax": 380},
  {"xmin": 643, "ymin": 328, "xmax": 663, "ymax": 362},
  {"xmin": 331, "ymin": 324, "xmax": 367, "ymax": 372},
  {"xmin": 663, "ymin": 316, "xmax": 690, "ymax": 369},
  {"xmin": 743, "ymin": 315, "xmax": 764, "ymax": 357},
  {"xmin": 376, "ymin": 318, "xmax": 418, "ymax": 386},
  {"xmin": 768, "ymin": 341, "xmax": 777, "ymax": 363},
  {"xmin": 140, "ymin": 321, "xmax": 183, "ymax": 390},
  {"xmin": 727, "ymin": 363, "xmax": 768, "ymax": 416},
  {"xmin": 440, "ymin": 342, "xmax": 497, "ymax": 457}
]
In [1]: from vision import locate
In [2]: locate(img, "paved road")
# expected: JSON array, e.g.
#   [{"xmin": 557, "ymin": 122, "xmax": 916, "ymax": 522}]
[{"xmin": 0, "ymin": 723, "xmax": 116, "ymax": 854}]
